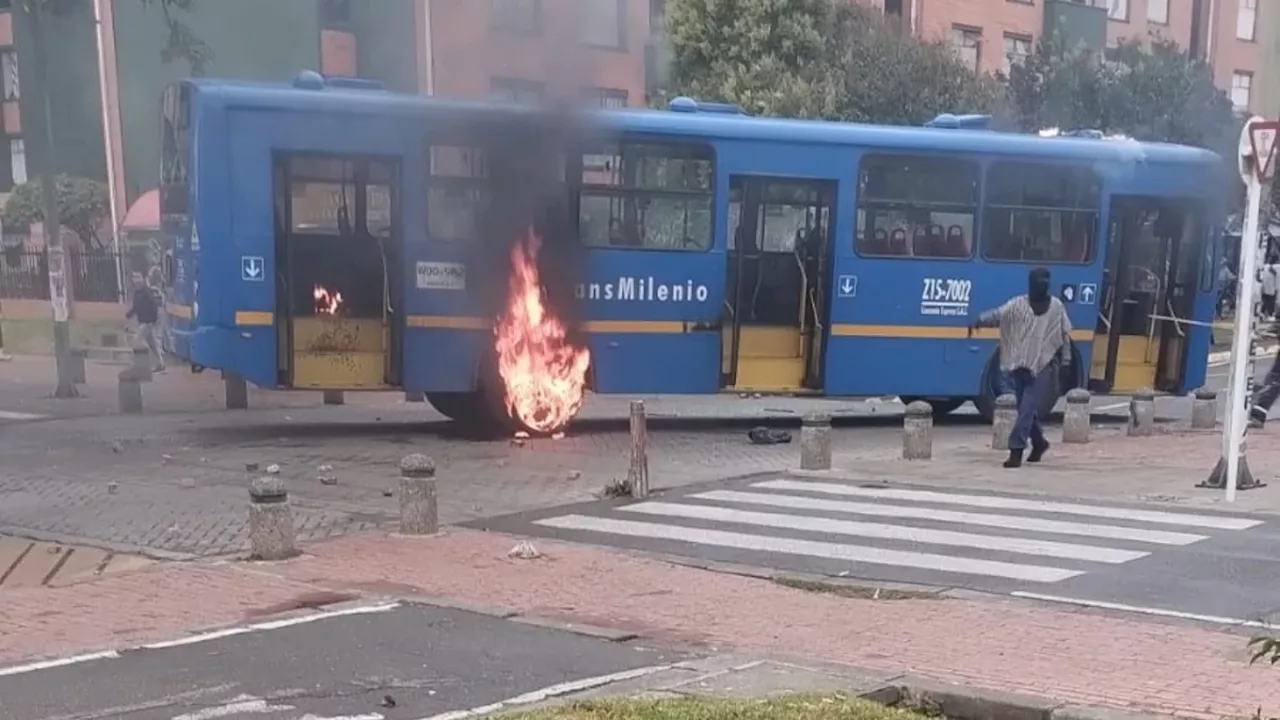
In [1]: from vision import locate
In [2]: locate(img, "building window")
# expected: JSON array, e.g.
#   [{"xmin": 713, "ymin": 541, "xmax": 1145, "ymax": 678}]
[
  {"xmin": 1231, "ymin": 71, "xmax": 1253, "ymax": 111},
  {"xmin": 490, "ymin": 76, "xmax": 544, "ymax": 106},
  {"xmin": 855, "ymin": 155, "xmax": 979, "ymax": 259},
  {"xmin": 1107, "ymin": 0, "xmax": 1128, "ymax": 21},
  {"xmin": 491, "ymin": 0, "xmax": 541, "ymax": 34},
  {"xmin": 319, "ymin": 0, "xmax": 351, "ymax": 28},
  {"xmin": 1, "ymin": 51, "xmax": 18, "ymax": 101},
  {"xmin": 1002, "ymin": 34, "xmax": 1031, "ymax": 76},
  {"xmin": 951, "ymin": 26, "xmax": 981, "ymax": 73},
  {"xmin": 1237, "ymin": 0, "xmax": 1256, "ymax": 40},
  {"xmin": 10, "ymin": 138, "xmax": 25, "ymax": 186},
  {"xmin": 582, "ymin": 0, "xmax": 624, "ymax": 48},
  {"xmin": 1148, "ymin": 0, "xmax": 1169, "ymax": 23},
  {"xmin": 583, "ymin": 87, "xmax": 628, "ymax": 109}
]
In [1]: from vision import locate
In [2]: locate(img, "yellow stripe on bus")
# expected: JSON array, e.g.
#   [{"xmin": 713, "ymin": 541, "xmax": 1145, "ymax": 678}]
[
  {"xmin": 236, "ymin": 311, "xmax": 274, "ymax": 326},
  {"xmin": 166, "ymin": 303, "xmax": 193, "ymax": 319},
  {"xmin": 404, "ymin": 316, "xmax": 1095, "ymax": 342}
]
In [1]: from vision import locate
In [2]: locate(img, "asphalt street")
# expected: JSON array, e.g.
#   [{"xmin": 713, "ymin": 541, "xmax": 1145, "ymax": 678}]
[
  {"xmin": 474, "ymin": 472, "xmax": 1280, "ymax": 625},
  {"xmin": 0, "ymin": 602, "xmax": 685, "ymax": 720}
]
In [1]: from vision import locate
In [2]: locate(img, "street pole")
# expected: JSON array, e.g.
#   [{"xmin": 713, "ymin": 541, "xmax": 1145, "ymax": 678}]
[
  {"xmin": 1223, "ymin": 174, "xmax": 1263, "ymax": 503},
  {"xmin": 26, "ymin": 1, "xmax": 77, "ymax": 398}
]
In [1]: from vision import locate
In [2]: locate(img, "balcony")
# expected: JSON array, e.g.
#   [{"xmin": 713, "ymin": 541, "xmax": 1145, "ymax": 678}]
[{"xmin": 1043, "ymin": 0, "xmax": 1108, "ymax": 53}]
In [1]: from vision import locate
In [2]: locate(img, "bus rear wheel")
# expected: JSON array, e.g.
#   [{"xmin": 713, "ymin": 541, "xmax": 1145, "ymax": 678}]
[{"xmin": 899, "ymin": 397, "xmax": 967, "ymax": 417}]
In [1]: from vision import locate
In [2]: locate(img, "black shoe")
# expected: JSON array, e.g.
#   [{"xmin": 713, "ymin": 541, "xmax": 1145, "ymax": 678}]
[
  {"xmin": 1003, "ymin": 449, "xmax": 1024, "ymax": 468},
  {"xmin": 1027, "ymin": 440, "xmax": 1050, "ymax": 463}
]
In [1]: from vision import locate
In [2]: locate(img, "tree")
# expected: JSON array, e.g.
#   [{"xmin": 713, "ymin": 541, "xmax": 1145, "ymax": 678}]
[
  {"xmin": 664, "ymin": 0, "xmax": 1004, "ymax": 124},
  {"xmin": 1008, "ymin": 37, "xmax": 1237, "ymax": 153},
  {"xmin": 3, "ymin": 176, "xmax": 110, "ymax": 248},
  {"xmin": 21, "ymin": 0, "xmax": 207, "ymax": 398}
]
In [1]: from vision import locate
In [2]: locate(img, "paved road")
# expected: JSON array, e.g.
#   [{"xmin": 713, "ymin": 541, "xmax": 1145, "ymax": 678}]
[
  {"xmin": 474, "ymin": 472, "xmax": 1280, "ymax": 624},
  {"xmin": 0, "ymin": 602, "xmax": 685, "ymax": 720}
]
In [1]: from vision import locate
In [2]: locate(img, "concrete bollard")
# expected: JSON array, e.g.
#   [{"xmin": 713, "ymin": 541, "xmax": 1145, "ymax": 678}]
[
  {"xmin": 902, "ymin": 401, "xmax": 933, "ymax": 461},
  {"xmin": 323, "ymin": 390, "xmax": 345, "ymax": 406},
  {"xmin": 130, "ymin": 347, "xmax": 152, "ymax": 382},
  {"xmin": 224, "ymin": 373, "xmax": 248, "ymax": 410},
  {"xmin": 247, "ymin": 476, "xmax": 297, "ymax": 561},
  {"xmin": 1062, "ymin": 388, "xmax": 1091, "ymax": 444},
  {"xmin": 800, "ymin": 412, "xmax": 832, "ymax": 470},
  {"xmin": 991, "ymin": 393, "xmax": 1017, "ymax": 450},
  {"xmin": 117, "ymin": 370, "xmax": 143, "ymax": 414},
  {"xmin": 404, "ymin": 391, "xmax": 425, "ymax": 403},
  {"xmin": 398, "ymin": 454, "xmax": 439, "ymax": 535},
  {"xmin": 1128, "ymin": 387, "xmax": 1156, "ymax": 437},
  {"xmin": 1191, "ymin": 388, "xmax": 1217, "ymax": 430},
  {"xmin": 627, "ymin": 400, "xmax": 650, "ymax": 498}
]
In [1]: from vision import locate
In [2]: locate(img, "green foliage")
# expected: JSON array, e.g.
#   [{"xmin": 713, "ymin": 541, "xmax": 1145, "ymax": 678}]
[
  {"xmin": 1008, "ymin": 37, "xmax": 1237, "ymax": 152},
  {"xmin": 3, "ymin": 175, "xmax": 110, "ymax": 247},
  {"xmin": 22, "ymin": 0, "xmax": 211, "ymax": 74},
  {"xmin": 664, "ymin": 0, "xmax": 1235, "ymax": 155},
  {"xmin": 1250, "ymin": 636, "xmax": 1280, "ymax": 666},
  {"xmin": 665, "ymin": 0, "xmax": 1003, "ymax": 123}
]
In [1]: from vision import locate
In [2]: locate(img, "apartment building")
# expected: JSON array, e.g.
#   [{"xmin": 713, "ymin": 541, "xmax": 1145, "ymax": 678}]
[{"xmin": 896, "ymin": 0, "xmax": 1270, "ymax": 114}]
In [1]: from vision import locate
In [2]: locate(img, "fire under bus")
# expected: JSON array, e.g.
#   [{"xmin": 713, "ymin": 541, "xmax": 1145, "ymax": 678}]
[{"xmin": 160, "ymin": 72, "xmax": 1229, "ymax": 436}]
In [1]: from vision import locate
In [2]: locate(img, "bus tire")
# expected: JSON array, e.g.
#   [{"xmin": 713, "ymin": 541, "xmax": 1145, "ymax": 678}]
[
  {"xmin": 899, "ymin": 396, "xmax": 966, "ymax": 417},
  {"xmin": 425, "ymin": 391, "xmax": 487, "ymax": 426},
  {"xmin": 972, "ymin": 344, "xmax": 1080, "ymax": 423}
]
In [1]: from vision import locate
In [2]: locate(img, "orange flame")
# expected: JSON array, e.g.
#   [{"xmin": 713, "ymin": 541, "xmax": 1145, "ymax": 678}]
[
  {"xmin": 313, "ymin": 285, "xmax": 343, "ymax": 315},
  {"xmin": 494, "ymin": 229, "xmax": 591, "ymax": 434}
]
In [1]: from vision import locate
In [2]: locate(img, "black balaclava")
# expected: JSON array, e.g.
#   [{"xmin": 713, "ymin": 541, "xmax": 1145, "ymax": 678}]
[{"xmin": 1028, "ymin": 267, "xmax": 1052, "ymax": 315}]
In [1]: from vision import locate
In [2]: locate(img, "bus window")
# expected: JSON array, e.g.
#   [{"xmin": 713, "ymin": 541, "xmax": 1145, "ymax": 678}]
[
  {"xmin": 159, "ymin": 83, "xmax": 189, "ymax": 217},
  {"xmin": 578, "ymin": 141, "xmax": 713, "ymax": 251},
  {"xmin": 982, "ymin": 161, "xmax": 1099, "ymax": 264},
  {"xmin": 288, "ymin": 156, "xmax": 357, "ymax": 235},
  {"xmin": 426, "ymin": 143, "xmax": 488, "ymax": 242},
  {"xmin": 854, "ymin": 154, "xmax": 978, "ymax": 259}
]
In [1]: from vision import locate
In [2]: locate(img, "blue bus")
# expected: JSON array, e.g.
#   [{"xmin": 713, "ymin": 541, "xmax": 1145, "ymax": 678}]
[{"xmin": 159, "ymin": 71, "xmax": 1228, "ymax": 431}]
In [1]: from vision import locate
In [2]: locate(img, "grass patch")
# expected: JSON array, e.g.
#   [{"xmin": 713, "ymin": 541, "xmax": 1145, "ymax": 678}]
[
  {"xmin": 772, "ymin": 576, "xmax": 941, "ymax": 600},
  {"xmin": 505, "ymin": 693, "xmax": 927, "ymax": 720}
]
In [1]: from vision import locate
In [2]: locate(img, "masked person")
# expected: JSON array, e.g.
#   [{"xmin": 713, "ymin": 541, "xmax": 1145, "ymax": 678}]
[{"xmin": 969, "ymin": 268, "xmax": 1073, "ymax": 468}]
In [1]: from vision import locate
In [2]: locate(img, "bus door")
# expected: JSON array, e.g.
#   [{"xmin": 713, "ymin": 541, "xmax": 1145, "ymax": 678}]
[
  {"xmin": 724, "ymin": 176, "xmax": 835, "ymax": 391},
  {"xmin": 1093, "ymin": 197, "xmax": 1202, "ymax": 393},
  {"xmin": 272, "ymin": 154, "xmax": 402, "ymax": 390}
]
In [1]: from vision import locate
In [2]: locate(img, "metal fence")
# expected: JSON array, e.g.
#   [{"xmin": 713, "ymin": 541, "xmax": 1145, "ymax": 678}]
[{"xmin": 1, "ymin": 248, "xmax": 124, "ymax": 303}]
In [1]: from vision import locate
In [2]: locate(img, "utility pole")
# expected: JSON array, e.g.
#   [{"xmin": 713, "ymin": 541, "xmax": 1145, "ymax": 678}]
[{"xmin": 25, "ymin": 0, "xmax": 78, "ymax": 398}]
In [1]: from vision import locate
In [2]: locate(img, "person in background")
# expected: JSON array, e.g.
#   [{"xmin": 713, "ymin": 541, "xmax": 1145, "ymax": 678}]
[
  {"xmin": 1261, "ymin": 261, "xmax": 1278, "ymax": 320},
  {"xmin": 0, "ymin": 298, "xmax": 10, "ymax": 361},
  {"xmin": 968, "ymin": 268, "xmax": 1073, "ymax": 468},
  {"xmin": 125, "ymin": 271, "xmax": 164, "ymax": 373}
]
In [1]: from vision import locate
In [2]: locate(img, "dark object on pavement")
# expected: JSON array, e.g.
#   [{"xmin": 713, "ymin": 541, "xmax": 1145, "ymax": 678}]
[{"xmin": 748, "ymin": 426, "xmax": 793, "ymax": 445}]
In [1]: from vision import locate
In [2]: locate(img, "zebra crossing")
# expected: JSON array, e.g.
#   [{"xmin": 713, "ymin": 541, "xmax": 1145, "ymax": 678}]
[{"xmin": 528, "ymin": 477, "xmax": 1265, "ymax": 588}]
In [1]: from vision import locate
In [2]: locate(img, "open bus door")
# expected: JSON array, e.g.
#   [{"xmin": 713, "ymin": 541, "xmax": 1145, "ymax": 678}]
[
  {"xmin": 271, "ymin": 154, "xmax": 403, "ymax": 390},
  {"xmin": 1092, "ymin": 198, "xmax": 1202, "ymax": 393},
  {"xmin": 723, "ymin": 176, "xmax": 835, "ymax": 392}
]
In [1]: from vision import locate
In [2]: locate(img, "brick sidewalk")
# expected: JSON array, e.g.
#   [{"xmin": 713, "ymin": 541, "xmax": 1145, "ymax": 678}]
[{"xmin": 2, "ymin": 531, "xmax": 1272, "ymax": 718}]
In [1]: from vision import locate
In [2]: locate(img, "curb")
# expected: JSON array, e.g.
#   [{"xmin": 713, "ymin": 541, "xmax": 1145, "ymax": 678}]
[{"xmin": 1208, "ymin": 343, "xmax": 1278, "ymax": 366}]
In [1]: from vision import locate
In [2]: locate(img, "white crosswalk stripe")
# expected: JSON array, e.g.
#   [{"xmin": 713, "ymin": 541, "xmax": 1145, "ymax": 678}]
[
  {"xmin": 0, "ymin": 410, "xmax": 44, "ymax": 421},
  {"xmin": 531, "ymin": 478, "xmax": 1265, "ymax": 585}
]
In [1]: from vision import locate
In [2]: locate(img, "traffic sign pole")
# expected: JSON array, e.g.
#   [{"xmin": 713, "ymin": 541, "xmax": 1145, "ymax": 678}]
[{"xmin": 1204, "ymin": 116, "xmax": 1277, "ymax": 499}]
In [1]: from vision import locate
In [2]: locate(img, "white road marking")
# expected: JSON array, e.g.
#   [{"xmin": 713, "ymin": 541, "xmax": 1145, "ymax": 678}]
[
  {"xmin": 695, "ymin": 490, "xmax": 1208, "ymax": 546},
  {"xmin": 1011, "ymin": 591, "xmax": 1275, "ymax": 629},
  {"xmin": 171, "ymin": 694, "xmax": 292, "ymax": 719},
  {"xmin": 0, "ymin": 410, "xmax": 44, "ymax": 421},
  {"xmin": 417, "ymin": 665, "xmax": 674, "ymax": 720},
  {"xmin": 1094, "ymin": 402, "xmax": 1128, "ymax": 413},
  {"xmin": 620, "ymin": 501, "xmax": 1146, "ymax": 563},
  {"xmin": 0, "ymin": 650, "xmax": 119, "ymax": 678},
  {"xmin": 535, "ymin": 514, "xmax": 1081, "ymax": 582},
  {"xmin": 143, "ymin": 601, "xmax": 400, "ymax": 649},
  {"xmin": 754, "ymin": 481, "xmax": 1263, "ymax": 530}
]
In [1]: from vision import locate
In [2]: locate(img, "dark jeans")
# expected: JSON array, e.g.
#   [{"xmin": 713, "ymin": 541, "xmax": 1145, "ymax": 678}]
[
  {"xmin": 1252, "ymin": 351, "xmax": 1280, "ymax": 424},
  {"xmin": 1009, "ymin": 365, "xmax": 1054, "ymax": 451}
]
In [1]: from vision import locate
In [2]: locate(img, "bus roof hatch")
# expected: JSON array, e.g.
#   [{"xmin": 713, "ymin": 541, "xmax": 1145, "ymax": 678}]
[
  {"xmin": 292, "ymin": 70, "xmax": 385, "ymax": 92},
  {"xmin": 925, "ymin": 113, "xmax": 992, "ymax": 130},
  {"xmin": 668, "ymin": 96, "xmax": 748, "ymax": 116}
]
